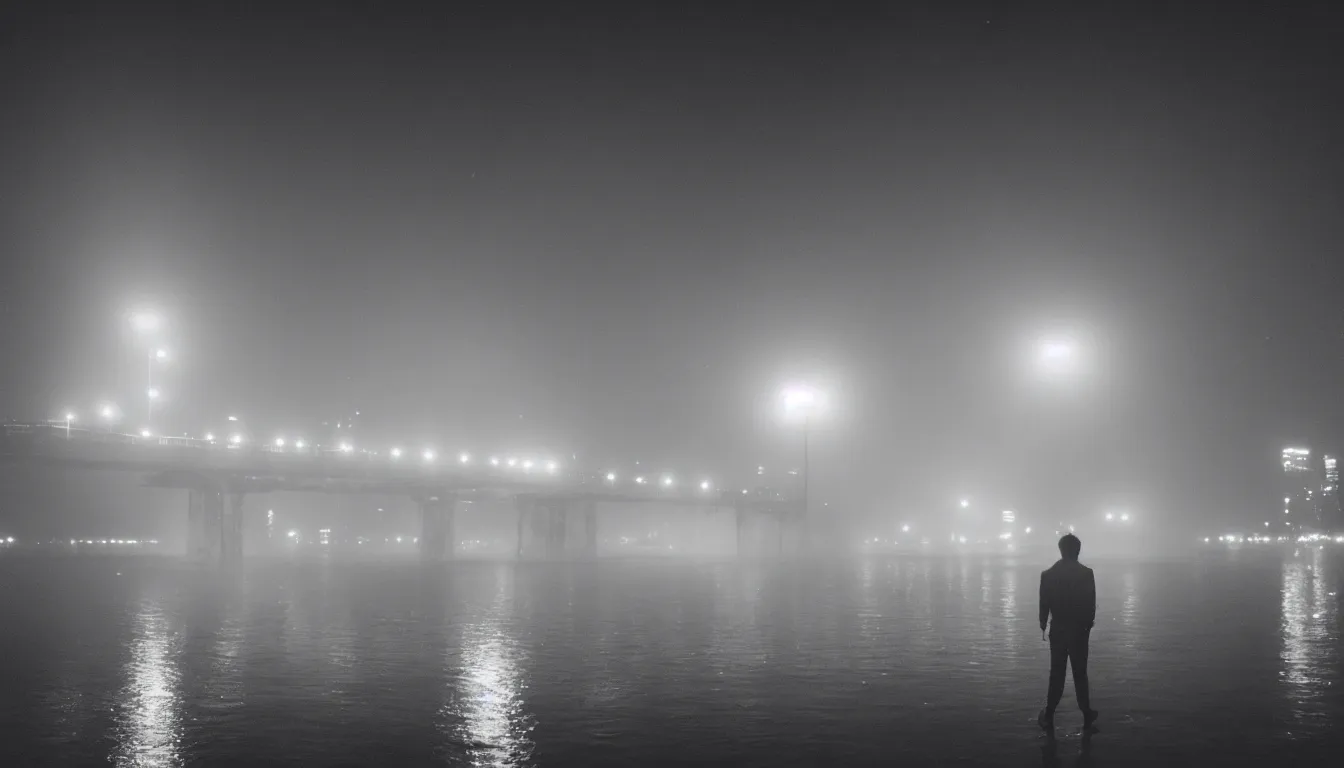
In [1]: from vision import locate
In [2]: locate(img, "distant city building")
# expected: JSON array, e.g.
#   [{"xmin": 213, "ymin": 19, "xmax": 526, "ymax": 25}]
[
  {"xmin": 1323, "ymin": 455, "xmax": 1341, "ymax": 531},
  {"xmin": 1281, "ymin": 447, "xmax": 1322, "ymax": 531}
]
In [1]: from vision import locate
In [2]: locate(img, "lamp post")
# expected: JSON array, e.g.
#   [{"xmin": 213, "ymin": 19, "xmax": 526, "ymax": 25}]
[{"xmin": 780, "ymin": 384, "xmax": 825, "ymax": 521}]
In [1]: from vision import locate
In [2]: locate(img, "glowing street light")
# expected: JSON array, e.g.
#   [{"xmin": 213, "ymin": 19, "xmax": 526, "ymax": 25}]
[
  {"xmin": 147, "ymin": 387, "xmax": 160, "ymax": 400},
  {"xmin": 390, "ymin": 447, "xmax": 403, "ymax": 459},
  {"xmin": 204, "ymin": 432, "xmax": 215, "ymax": 442},
  {"xmin": 901, "ymin": 524, "xmax": 910, "ymax": 533},
  {"xmin": 605, "ymin": 472, "xmax": 617, "ymax": 482},
  {"xmin": 295, "ymin": 439, "xmax": 306, "ymax": 449},
  {"xmin": 422, "ymin": 449, "xmax": 436, "ymax": 463},
  {"xmin": 700, "ymin": 479, "xmax": 711, "ymax": 491},
  {"xmin": 99, "ymin": 403, "xmax": 117, "ymax": 421},
  {"xmin": 522, "ymin": 459, "xmax": 535, "ymax": 471},
  {"xmin": 62, "ymin": 411, "xmax": 76, "ymax": 439},
  {"xmin": 635, "ymin": 476, "xmax": 646, "ymax": 485},
  {"xmin": 507, "ymin": 457, "xmax": 518, "ymax": 468},
  {"xmin": 459, "ymin": 452, "xmax": 471, "ymax": 465},
  {"xmin": 140, "ymin": 428, "xmax": 153, "ymax": 438},
  {"xmin": 545, "ymin": 460, "xmax": 558, "ymax": 474},
  {"xmin": 1105, "ymin": 512, "xmax": 1114, "ymax": 521},
  {"xmin": 489, "ymin": 456, "xmax": 500, "ymax": 467},
  {"xmin": 1120, "ymin": 513, "xmax": 1131, "ymax": 522},
  {"xmin": 661, "ymin": 475, "xmax": 675, "ymax": 488},
  {"xmin": 960, "ymin": 499, "xmax": 970, "ymax": 509},
  {"xmin": 338, "ymin": 442, "xmax": 353, "ymax": 453},
  {"xmin": 155, "ymin": 348, "xmax": 168, "ymax": 361},
  {"xmin": 229, "ymin": 434, "xmax": 243, "ymax": 445},
  {"xmin": 274, "ymin": 437, "xmax": 286, "ymax": 448}
]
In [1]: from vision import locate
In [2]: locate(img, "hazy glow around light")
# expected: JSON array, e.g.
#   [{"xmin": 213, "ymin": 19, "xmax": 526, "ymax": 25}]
[
  {"xmin": 507, "ymin": 457, "xmax": 518, "ymax": 468},
  {"xmin": 606, "ymin": 472, "xmax": 617, "ymax": 482},
  {"xmin": 901, "ymin": 524, "xmax": 910, "ymax": 533},
  {"xmin": 390, "ymin": 447, "xmax": 402, "ymax": 459},
  {"xmin": 545, "ymin": 460, "xmax": 558, "ymax": 474},
  {"xmin": 489, "ymin": 456, "xmax": 500, "ymax": 466},
  {"xmin": 155, "ymin": 348, "xmax": 168, "ymax": 360},
  {"xmin": 423, "ymin": 449, "xmax": 436, "ymax": 462},
  {"xmin": 339, "ymin": 442, "xmax": 353, "ymax": 453},
  {"xmin": 204, "ymin": 432, "xmax": 214, "ymax": 442},
  {"xmin": 459, "ymin": 452, "xmax": 471, "ymax": 465},
  {"xmin": 274, "ymin": 437, "xmax": 285, "ymax": 447},
  {"xmin": 700, "ymin": 480, "xmax": 711, "ymax": 491},
  {"xmin": 229, "ymin": 434, "xmax": 242, "ymax": 445},
  {"xmin": 661, "ymin": 475, "xmax": 674, "ymax": 487},
  {"xmin": 959, "ymin": 499, "xmax": 970, "ymax": 508},
  {"xmin": 295, "ymin": 439, "xmax": 306, "ymax": 449},
  {"xmin": 1105, "ymin": 512, "xmax": 1114, "ymax": 520},
  {"xmin": 522, "ymin": 459, "xmax": 534, "ymax": 471},
  {"xmin": 100, "ymin": 404, "xmax": 117, "ymax": 419},
  {"xmin": 131, "ymin": 312, "xmax": 160, "ymax": 332},
  {"xmin": 635, "ymin": 476, "xmax": 646, "ymax": 485},
  {"xmin": 146, "ymin": 387, "xmax": 160, "ymax": 400},
  {"xmin": 140, "ymin": 429, "xmax": 152, "ymax": 438}
]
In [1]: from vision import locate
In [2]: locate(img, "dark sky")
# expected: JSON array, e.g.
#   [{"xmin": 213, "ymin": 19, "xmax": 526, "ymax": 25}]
[{"xmin": 2, "ymin": 3, "xmax": 1343, "ymax": 532}]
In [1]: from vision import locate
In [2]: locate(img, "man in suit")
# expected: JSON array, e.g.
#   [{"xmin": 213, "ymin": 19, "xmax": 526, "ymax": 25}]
[{"xmin": 1038, "ymin": 533, "xmax": 1099, "ymax": 732}]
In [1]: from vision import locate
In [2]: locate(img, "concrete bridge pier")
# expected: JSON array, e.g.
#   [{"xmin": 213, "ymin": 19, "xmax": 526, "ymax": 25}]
[
  {"xmin": 545, "ymin": 501, "xmax": 567, "ymax": 558},
  {"xmin": 735, "ymin": 504, "xmax": 745, "ymax": 556},
  {"xmin": 582, "ymin": 500, "xmax": 598, "ymax": 558},
  {"xmin": 186, "ymin": 483, "xmax": 243, "ymax": 567},
  {"xmin": 418, "ymin": 494, "xmax": 457, "ymax": 560},
  {"xmin": 515, "ymin": 495, "xmax": 534, "ymax": 559}
]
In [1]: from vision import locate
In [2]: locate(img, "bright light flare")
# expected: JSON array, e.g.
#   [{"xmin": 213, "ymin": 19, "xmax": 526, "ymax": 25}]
[
  {"xmin": 423, "ymin": 449, "xmax": 436, "ymax": 463},
  {"xmin": 140, "ymin": 428, "xmax": 152, "ymax": 438},
  {"xmin": 522, "ymin": 459, "xmax": 535, "ymax": 471},
  {"xmin": 545, "ymin": 460, "xmax": 558, "ymax": 474},
  {"xmin": 606, "ymin": 472, "xmax": 617, "ymax": 482},
  {"xmin": 959, "ymin": 499, "xmax": 970, "ymax": 508},
  {"xmin": 661, "ymin": 475, "xmax": 674, "ymax": 488},
  {"xmin": 229, "ymin": 434, "xmax": 243, "ymax": 445},
  {"xmin": 204, "ymin": 432, "xmax": 215, "ymax": 442},
  {"xmin": 390, "ymin": 447, "xmax": 403, "ymax": 459},
  {"xmin": 338, "ymin": 442, "xmax": 353, "ymax": 453},
  {"xmin": 489, "ymin": 456, "xmax": 500, "ymax": 466},
  {"xmin": 635, "ymin": 476, "xmax": 646, "ymax": 485},
  {"xmin": 700, "ymin": 479, "xmax": 711, "ymax": 491},
  {"xmin": 458, "ymin": 452, "xmax": 471, "ymax": 465},
  {"xmin": 155, "ymin": 348, "xmax": 168, "ymax": 361},
  {"xmin": 274, "ymin": 437, "xmax": 286, "ymax": 448},
  {"xmin": 295, "ymin": 439, "xmax": 306, "ymax": 449},
  {"xmin": 146, "ymin": 387, "xmax": 161, "ymax": 400},
  {"xmin": 780, "ymin": 384, "xmax": 827, "ymax": 423},
  {"xmin": 64, "ymin": 411, "xmax": 76, "ymax": 422},
  {"xmin": 99, "ymin": 404, "xmax": 117, "ymax": 420},
  {"xmin": 901, "ymin": 524, "xmax": 910, "ymax": 533}
]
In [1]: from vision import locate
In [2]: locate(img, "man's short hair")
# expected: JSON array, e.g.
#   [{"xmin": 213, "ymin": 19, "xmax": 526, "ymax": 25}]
[{"xmin": 1058, "ymin": 533, "xmax": 1082, "ymax": 560}]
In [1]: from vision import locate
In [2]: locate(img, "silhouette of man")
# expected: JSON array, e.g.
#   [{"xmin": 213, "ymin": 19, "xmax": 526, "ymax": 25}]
[{"xmin": 1038, "ymin": 533, "xmax": 1098, "ymax": 732}]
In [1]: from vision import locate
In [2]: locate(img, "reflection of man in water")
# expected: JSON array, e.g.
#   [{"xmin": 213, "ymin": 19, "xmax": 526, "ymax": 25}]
[{"xmin": 1037, "ymin": 533, "xmax": 1099, "ymax": 732}]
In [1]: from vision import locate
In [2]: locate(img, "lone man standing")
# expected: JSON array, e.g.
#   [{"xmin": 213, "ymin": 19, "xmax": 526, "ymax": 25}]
[{"xmin": 1037, "ymin": 533, "xmax": 1099, "ymax": 732}]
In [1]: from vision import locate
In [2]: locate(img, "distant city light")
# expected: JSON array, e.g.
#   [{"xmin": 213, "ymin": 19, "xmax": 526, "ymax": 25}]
[
  {"xmin": 635, "ymin": 476, "xmax": 646, "ymax": 485},
  {"xmin": 339, "ymin": 442, "xmax": 353, "ymax": 453},
  {"xmin": 1105, "ymin": 512, "xmax": 1114, "ymax": 521},
  {"xmin": 1025, "ymin": 527, "xmax": 1032, "ymax": 534},
  {"xmin": 901, "ymin": 524, "xmax": 910, "ymax": 533},
  {"xmin": 960, "ymin": 499, "xmax": 970, "ymax": 508},
  {"xmin": 459, "ymin": 452, "xmax": 471, "ymax": 465},
  {"xmin": 606, "ymin": 472, "xmax": 617, "ymax": 482},
  {"xmin": 64, "ymin": 411, "xmax": 76, "ymax": 422},
  {"xmin": 546, "ymin": 460, "xmax": 558, "ymax": 474},
  {"xmin": 140, "ymin": 429, "xmax": 152, "ymax": 438},
  {"xmin": 522, "ymin": 459, "xmax": 535, "ymax": 471},
  {"xmin": 229, "ymin": 434, "xmax": 243, "ymax": 445},
  {"xmin": 287, "ymin": 530, "xmax": 297, "ymax": 538},
  {"xmin": 700, "ymin": 479, "xmax": 711, "ymax": 491},
  {"xmin": 274, "ymin": 437, "xmax": 285, "ymax": 447},
  {"xmin": 390, "ymin": 447, "xmax": 402, "ymax": 459},
  {"xmin": 1120, "ymin": 513, "xmax": 1130, "ymax": 522},
  {"xmin": 204, "ymin": 432, "xmax": 215, "ymax": 442},
  {"xmin": 662, "ymin": 475, "xmax": 674, "ymax": 488},
  {"xmin": 423, "ymin": 449, "xmax": 436, "ymax": 462},
  {"xmin": 155, "ymin": 348, "xmax": 168, "ymax": 361},
  {"xmin": 1039, "ymin": 339, "xmax": 1074, "ymax": 361},
  {"xmin": 507, "ymin": 457, "xmax": 518, "ymax": 468},
  {"xmin": 295, "ymin": 439, "xmax": 306, "ymax": 449},
  {"xmin": 99, "ymin": 404, "xmax": 117, "ymax": 419},
  {"xmin": 146, "ymin": 387, "xmax": 160, "ymax": 400},
  {"xmin": 489, "ymin": 456, "xmax": 500, "ymax": 466},
  {"xmin": 227, "ymin": 415, "xmax": 238, "ymax": 422}
]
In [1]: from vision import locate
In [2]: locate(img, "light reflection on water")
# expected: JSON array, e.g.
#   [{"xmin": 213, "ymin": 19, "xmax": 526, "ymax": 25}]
[
  {"xmin": 113, "ymin": 602, "xmax": 184, "ymax": 768},
  {"xmin": 1279, "ymin": 546, "xmax": 1338, "ymax": 725},
  {"xmin": 441, "ymin": 569, "xmax": 535, "ymax": 766}
]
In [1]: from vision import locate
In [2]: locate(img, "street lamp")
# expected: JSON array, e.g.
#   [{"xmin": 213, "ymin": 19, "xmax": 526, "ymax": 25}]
[
  {"xmin": 780, "ymin": 383, "xmax": 826, "ymax": 519},
  {"xmin": 960, "ymin": 499, "xmax": 970, "ymax": 509},
  {"xmin": 62, "ymin": 411, "xmax": 76, "ymax": 439}
]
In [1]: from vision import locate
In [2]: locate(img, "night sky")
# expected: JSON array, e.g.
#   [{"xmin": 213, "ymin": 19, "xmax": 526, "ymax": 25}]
[{"xmin": 2, "ymin": 4, "xmax": 1343, "ymax": 534}]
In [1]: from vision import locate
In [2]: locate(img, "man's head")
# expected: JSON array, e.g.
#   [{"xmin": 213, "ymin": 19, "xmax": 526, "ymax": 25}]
[{"xmin": 1058, "ymin": 533, "xmax": 1082, "ymax": 561}]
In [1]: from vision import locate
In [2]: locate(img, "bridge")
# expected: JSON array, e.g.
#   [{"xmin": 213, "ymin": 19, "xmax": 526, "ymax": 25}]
[{"xmin": 0, "ymin": 423, "xmax": 801, "ymax": 566}]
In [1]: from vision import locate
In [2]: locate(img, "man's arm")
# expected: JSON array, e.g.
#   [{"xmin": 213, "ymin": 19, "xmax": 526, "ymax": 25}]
[
  {"xmin": 1039, "ymin": 572, "xmax": 1050, "ymax": 632},
  {"xmin": 1086, "ymin": 569, "xmax": 1096, "ymax": 629}
]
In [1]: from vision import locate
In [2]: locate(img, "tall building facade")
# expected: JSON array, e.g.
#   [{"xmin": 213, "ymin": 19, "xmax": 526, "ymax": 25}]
[
  {"xmin": 1281, "ymin": 447, "xmax": 1323, "ymax": 531},
  {"xmin": 1323, "ymin": 455, "xmax": 1341, "ymax": 531}
]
